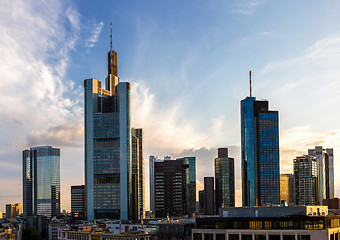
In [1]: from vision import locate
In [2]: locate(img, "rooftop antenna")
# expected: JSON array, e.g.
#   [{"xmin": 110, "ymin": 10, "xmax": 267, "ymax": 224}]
[
  {"xmin": 110, "ymin": 22, "xmax": 113, "ymax": 51},
  {"xmin": 249, "ymin": 70, "xmax": 252, "ymax": 97}
]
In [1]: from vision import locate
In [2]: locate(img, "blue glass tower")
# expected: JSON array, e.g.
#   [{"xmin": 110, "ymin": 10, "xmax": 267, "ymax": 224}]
[{"xmin": 241, "ymin": 97, "xmax": 280, "ymax": 206}]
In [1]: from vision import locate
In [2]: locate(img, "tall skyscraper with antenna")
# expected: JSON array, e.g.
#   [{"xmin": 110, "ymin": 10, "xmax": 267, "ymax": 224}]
[
  {"xmin": 84, "ymin": 23, "xmax": 137, "ymax": 220},
  {"xmin": 240, "ymin": 71, "xmax": 280, "ymax": 207}
]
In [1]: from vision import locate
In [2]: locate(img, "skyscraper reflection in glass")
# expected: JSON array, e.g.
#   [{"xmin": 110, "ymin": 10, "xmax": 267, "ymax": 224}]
[
  {"xmin": 23, "ymin": 146, "xmax": 60, "ymax": 218},
  {"xmin": 241, "ymin": 96, "xmax": 280, "ymax": 207}
]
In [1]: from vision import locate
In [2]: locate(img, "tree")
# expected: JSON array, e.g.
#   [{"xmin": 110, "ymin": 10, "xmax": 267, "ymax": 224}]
[{"xmin": 23, "ymin": 227, "xmax": 41, "ymax": 240}]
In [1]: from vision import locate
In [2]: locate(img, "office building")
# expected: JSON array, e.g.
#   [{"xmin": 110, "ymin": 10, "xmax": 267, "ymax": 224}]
[
  {"xmin": 204, "ymin": 177, "xmax": 215, "ymax": 215},
  {"xmin": 280, "ymin": 174, "xmax": 294, "ymax": 205},
  {"xmin": 241, "ymin": 95, "xmax": 280, "ymax": 207},
  {"xmin": 154, "ymin": 158, "xmax": 189, "ymax": 218},
  {"xmin": 71, "ymin": 185, "xmax": 85, "ymax": 220},
  {"xmin": 308, "ymin": 146, "xmax": 334, "ymax": 204},
  {"xmin": 6, "ymin": 204, "xmax": 14, "ymax": 218},
  {"xmin": 177, "ymin": 157, "xmax": 196, "ymax": 216},
  {"xmin": 192, "ymin": 206, "xmax": 338, "ymax": 240},
  {"xmin": 131, "ymin": 128, "xmax": 145, "ymax": 219},
  {"xmin": 215, "ymin": 148, "xmax": 235, "ymax": 213},
  {"xmin": 294, "ymin": 155, "xmax": 318, "ymax": 205},
  {"xmin": 149, "ymin": 155, "xmax": 157, "ymax": 213},
  {"xmin": 23, "ymin": 146, "xmax": 60, "ymax": 218},
  {"xmin": 323, "ymin": 198, "xmax": 340, "ymax": 210},
  {"xmin": 84, "ymin": 25, "xmax": 138, "ymax": 220}
]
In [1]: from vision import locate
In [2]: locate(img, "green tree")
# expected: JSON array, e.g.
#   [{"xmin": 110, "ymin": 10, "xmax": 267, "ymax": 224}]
[{"xmin": 23, "ymin": 227, "xmax": 41, "ymax": 240}]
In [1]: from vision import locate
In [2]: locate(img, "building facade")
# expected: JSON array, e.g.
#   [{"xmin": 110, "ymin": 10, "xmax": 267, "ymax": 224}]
[
  {"xmin": 280, "ymin": 174, "xmax": 294, "ymax": 205},
  {"xmin": 23, "ymin": 146, "xmax": 60, "ymax": 218},
  {"xmin": 215, "ymin": 148, "xmax": 235, "ymax": 213},
  {"xmin": 204, "ymin": 177, "xmax": 215, "ymax": 215},
  {"xmin": 241, "ymin": 96, "xmax": 280, "ymax": 207},
  {"xmin": 149, "ymin": 156, "xmax": 157, "ymax": 213},
  {"xmin": 177, "ymin": 157, "xmax": 196, "ymax": 216},
  {"xmin": 308, "ymin": 146, "xmax": 334, "ymax": 204},
  {"xmin": 294, "ymin": 155, "xmax": 318, "ymax": 205},
  {"xmin": 71, "ymin": 185, "xmax": 85, "ymax": 220},
  {"xmin": 84, "ymin": 31, "xmax": 137, "ymax": 220},
  {"xmin": 154, "ymin": 159, "xmax": 189, "ymax": 218}
]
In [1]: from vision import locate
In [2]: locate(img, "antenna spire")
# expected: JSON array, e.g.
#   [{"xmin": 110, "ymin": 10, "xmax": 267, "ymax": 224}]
[
  {"xmin": 110, "ymin": 22, "xmax": 113, "ymax": 51},
  {"xmin": 249, "ymin": 70, "xmax": 252, "ymax": 97}
]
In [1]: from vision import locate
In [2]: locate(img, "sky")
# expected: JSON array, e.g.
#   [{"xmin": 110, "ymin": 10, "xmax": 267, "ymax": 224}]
[{"xmin": 1, "ymin": 0, "xmax": 340, "ymax": 212}]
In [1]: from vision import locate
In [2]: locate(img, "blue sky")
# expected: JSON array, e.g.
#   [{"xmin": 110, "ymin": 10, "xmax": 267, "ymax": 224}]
[{"xmin": 1, "ymin": 0, "xmax": 340, "ymax": 212}]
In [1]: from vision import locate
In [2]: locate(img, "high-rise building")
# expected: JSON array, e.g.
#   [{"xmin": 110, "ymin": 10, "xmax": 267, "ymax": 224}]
[
  {"xmin": 23, "ymin": 146, "xmax": 60, "ymax": 218},
  {"xmin": 154, "ymin": 159, "xmax": 189, "ymax": 218},
  {"xmin": 84, "ymin": 25, "xmax": 136, "ymax": 220},
  {"xmin": 294, "ymin": 155, "xmax": 318, "ymax": 205},
  {"xmin": 14, "ymin": 203, "xmax": 22, "ymax": 217},
  {"xmin": 204, "ymin": 177, "xmax": 215, "ymax": 215},
  {"xmin": 149, "ymin": 156, "xmax": 157, "ymax": 213},
  {"xmin": 6, "ymin": 204, "xmax": 14, "ymax": 218},
  {"xmin": 215, "ymin": 148, "xmax": 235, "ymax": 213},
  {"xmin": 177, "ymin": 157, "xmax": 196, "ymax": 216},
  {"xmin": 280, "ymin": 174, "xmax": 294, "ymax": 205},
  {"xmin": 131, "ymin": 128, "xmax": 144, "ymax": 219},
  {"xmin": 71, "ymin": 185, "xmax": 85, "ymax": 220},
  {"xmin": 308, "ymin": 146, "xmax": 334, "ymax": 204},
  {"xmin": 241, "ymin": 96, "xmax": 280, "ymax": 207}
]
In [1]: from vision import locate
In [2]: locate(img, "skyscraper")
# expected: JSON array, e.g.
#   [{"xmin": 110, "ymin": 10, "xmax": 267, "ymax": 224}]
[
  {"xmin": 154, "ymin": 159, "xmax": 189, "ymax": 218},
  {"xmin": 23, "ymin": 146, "xmax": 60, "ymax": 218},
  {"xmin": 177, "ymin": 157, "xmax": 196, "ymax": 216},
  {"xmin": 131, "ymin": 128, "xmax": 145, "ymax": 219},
  {"xmin": 71, "ymin": 185, "xmax": 85, "ymax": 220},
  {"xmin": 149, "ymin": 156, "xmax": 157, "ymax": 213},
  {"xmin": 215, "ymin": 148, "xmax": 235, "ymax": 212},
  {"xmin": 84, "ymin": 24, "xmax": 133, "ymax": 220},
  {"xmin": 203, "ymin": 177, "xmax": 215, "ymax": 215},
  {"xmin": 241, "ymin": 94, "xmax": 280, "ymax": 207},
  {"xmin": 294, "ymin": 155, "xmax": 318, "ymax": 205},
  {"xmin": 308, "ymin": 146, "xmax": 334, "ymax": 204}
]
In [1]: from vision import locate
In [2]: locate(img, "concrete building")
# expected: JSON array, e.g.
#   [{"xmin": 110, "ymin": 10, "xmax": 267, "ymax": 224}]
[
  {"xmin": 294, "ymin": 155, "xmax": 318, "ymax": 205},
  {"xmin": 241, "ymin": 94, "xmax": 280, "ymax": 207},
  {"xmin": 71, "ymin": 185, "xmax": 85, "ymax": 220},
  {"xmin": 48, "ymin": 221, "xmax": 69, "ymax": 240},
  {"xmin": 280, "ymin": 174, "xmax": 294, "ymax": 205},
  {"xmin": 215, "ymin": 148, "xmax": 235, "ymax": 213},
  {"xmin": 308, "ymin": 146, "xmax": 334, "ymax": 204},
  {"xmin": 23, "ymin": 146, "xmax": 60, "ymax": 217}
]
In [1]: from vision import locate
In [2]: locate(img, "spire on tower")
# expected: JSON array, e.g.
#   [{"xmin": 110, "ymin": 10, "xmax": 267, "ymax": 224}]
[
  {"xmin": 110, "ymin": 22, "xmax": 112, "ymax": 51},
  {"xmin": 249, "ymin": 70, "xmax": 252, "ymax": 97}
]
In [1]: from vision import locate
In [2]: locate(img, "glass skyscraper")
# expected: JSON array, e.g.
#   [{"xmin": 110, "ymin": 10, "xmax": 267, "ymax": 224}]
[
  {"xmin": 23, "ymin": 146, "xmax": 60, "ymax": 218},
  {"xmin": 215, "ymin": 148, "xmax": 235, "ymax": 212},
  {"xmin": 241, "ymin": 97, "xmax": 280, "ymax": 207},
  {"xmin": 84, "ymin": 33, "xmax": 134, "ymax": 220}
]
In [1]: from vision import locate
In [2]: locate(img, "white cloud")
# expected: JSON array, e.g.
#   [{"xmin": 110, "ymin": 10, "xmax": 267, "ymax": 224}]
[
  {"xmin": 233, "ymin": 0, "xmax": 266, "ymax": 15},
  {"xmin": 86, "ymin": 21, "xmax": 104, "ymax": 48}
]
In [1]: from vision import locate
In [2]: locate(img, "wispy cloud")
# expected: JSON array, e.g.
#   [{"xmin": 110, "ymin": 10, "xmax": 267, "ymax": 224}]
[
  {"xmin": 86, "ymin": 21, "xmax": 104, "ymax": 48},
  {"xmin": 233, "ymin": 0, "xmax": 266, "ymax": 15}
]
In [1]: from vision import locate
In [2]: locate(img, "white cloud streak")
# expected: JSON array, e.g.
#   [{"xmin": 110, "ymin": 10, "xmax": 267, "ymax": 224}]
[{"xmin": 233, "ymin": 0, "xmax": 266, "ymax": 15}]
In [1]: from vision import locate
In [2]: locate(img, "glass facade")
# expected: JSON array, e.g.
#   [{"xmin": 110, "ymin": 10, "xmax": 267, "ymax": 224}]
[
  {"xmin": 215, "ymin": 148, "xmax": 235, "ymax": 212},
  {"xmin": 177, "ymin": 157, "xmax": 196, "ymax": 216},
  {"xmin": 23, "ymin": 146, "xmax": 60, "ymax": 217},
  {"xmin": 294, "ymin": 155, "xmax": 318, "ymax": 205},
  {"xmin": 241, "ymin": 97, "xmax": 280, "ymax": 207},
  {"xmin": 85, "ymin": 46, "xmax": 134, "ymax": 220},
  {"xmin": 71, "ymin": 185, "xmax": 85, "ymax": 220}
]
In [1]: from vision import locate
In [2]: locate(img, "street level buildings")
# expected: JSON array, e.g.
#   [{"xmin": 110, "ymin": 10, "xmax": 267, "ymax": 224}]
[
  {"xmin": 23, "ymin": 146, "xmax": 60, "ymax": 218},
  {"xmin": 215, "ymin": 148, "xmax": 235, "ymax": 213},
  {"xmin": 308, "ymin": 146, "xmax": 334, "ymax": 204},
  {"xmin": 241, "ymin": 96, "xmax": 280, "ymax": 207},
  {"xmin": 294, "ymin": 155, "xmax": 318, "ymax": 205}
]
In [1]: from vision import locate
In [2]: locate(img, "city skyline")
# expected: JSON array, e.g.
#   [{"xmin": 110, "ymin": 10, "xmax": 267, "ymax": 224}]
[{"xmin": 1, "ymin": 0, "xmax": 340, "ymax": 212}]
